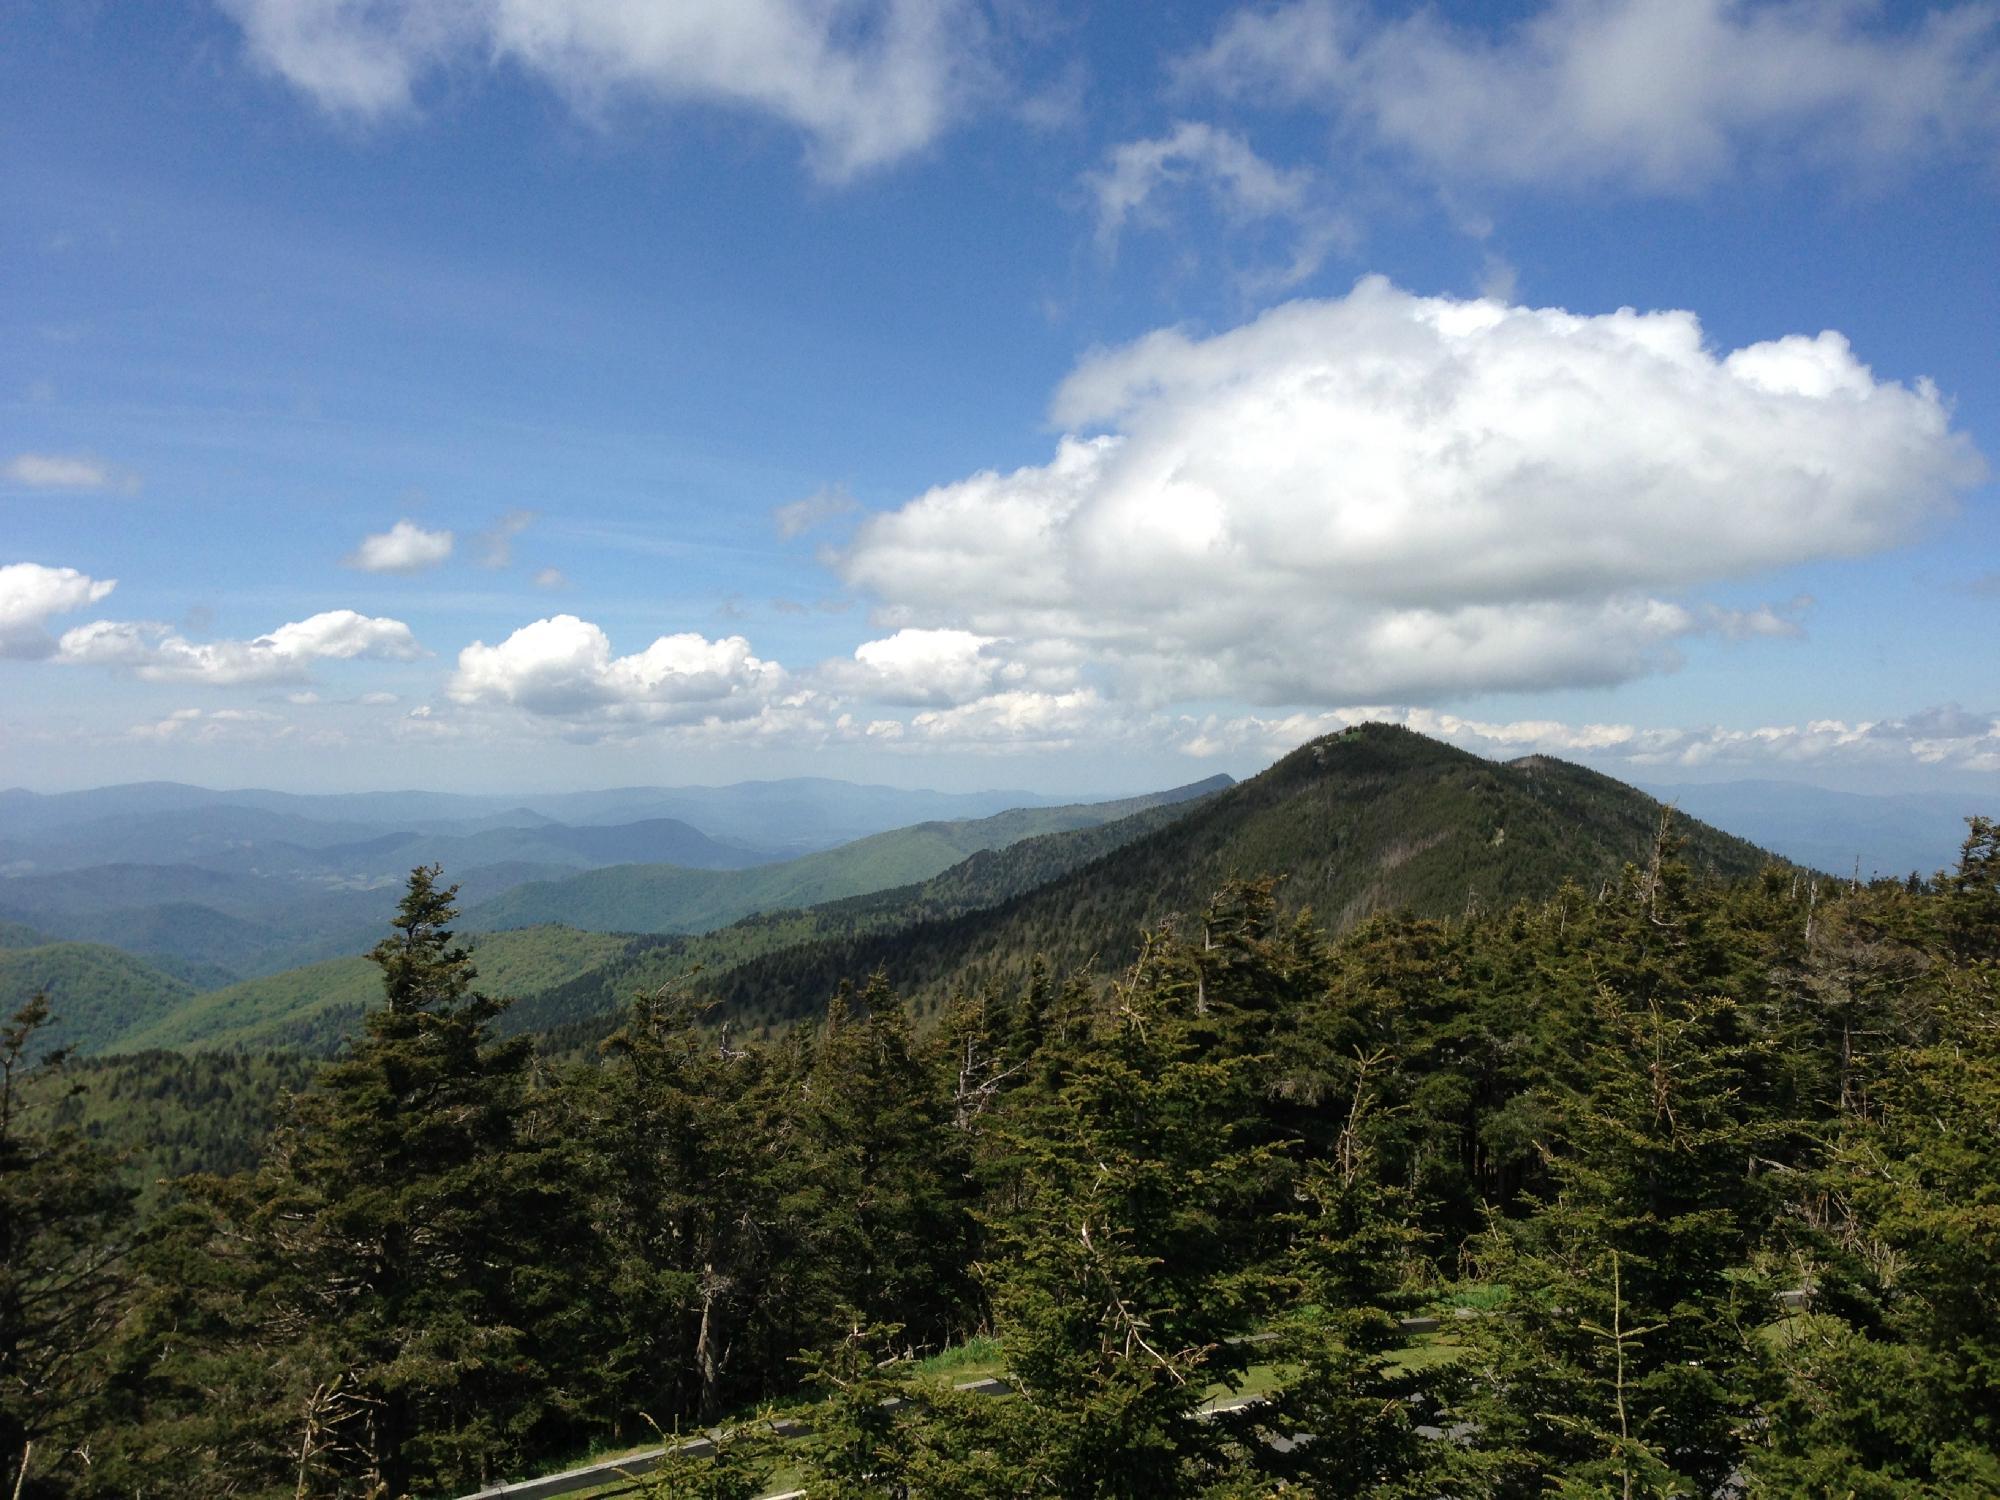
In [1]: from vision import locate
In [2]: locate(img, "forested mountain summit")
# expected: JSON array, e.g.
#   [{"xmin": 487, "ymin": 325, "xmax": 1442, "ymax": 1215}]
[{"xmin": 691, "ymin": 721, "xmax": 1779, "ymax": 1028}]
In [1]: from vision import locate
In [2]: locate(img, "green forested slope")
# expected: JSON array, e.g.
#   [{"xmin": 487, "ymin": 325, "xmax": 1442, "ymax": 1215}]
[
  {"xmin": 112, "ymin": 924, "xmax": 634, "ymax": 1055},
  {"xmin": 36, "ymin": 1050, "xmax": 317, "ymax": 1209},
  {"xmin": 495, "ymin": 788, "xmax": 1232, "ymax": 1039},
  {"xmin": 462, "ymin": 776, "xmax": 1231, "ymax": 937},
  {"xmin": 696, "ymin": 725, "xmax": 1779, "ymax": 1029},
  {"xmin": 0, "ymin": 942, "xmax": 197, "ymax": 1055}
]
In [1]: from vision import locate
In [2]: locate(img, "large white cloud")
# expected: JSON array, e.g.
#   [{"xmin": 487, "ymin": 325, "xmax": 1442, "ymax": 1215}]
[
  {"xmin": 448, "ymin": 614, "xmax": 787, "ymax": 727},
  {"xmin": 219, "ymin": 0, "xmax": 989, "ymax": 179},
  {"xmin": 1181, "ymin": 0, "xmax": 2000, "ymax": 191},
  {"xmin": 0, "ymin": 563, "xmax": 118, "ymax": 659},
  {"xmin": 839, "ymin": 278, "xmax": 1982, "ymax": 707},
  {"xmin": 56, "ymin": 609, "xmax": 423, "ymax": 685},
  {"xmin": 346, "ymin": 518, "xmax": 454, "ymax": 574}
]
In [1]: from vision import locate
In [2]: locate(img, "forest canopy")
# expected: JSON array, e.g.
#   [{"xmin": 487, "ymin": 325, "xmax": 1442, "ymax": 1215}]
[{"xmin": 3, "ymin": 811, "xmax": 1997, "ymax": 1498}]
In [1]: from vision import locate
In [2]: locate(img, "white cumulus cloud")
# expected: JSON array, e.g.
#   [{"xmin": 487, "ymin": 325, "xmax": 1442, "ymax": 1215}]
[
  {"xmin": 56, "ymin": 609, "xmax": 423, "ymax": 685},
  {"xmin": 0, "ymin": 563, "xmax": 118, "ymax": 659},
  {"xmin": 904, "ymin": 687, "xmax": 1105, "ymax": 749},
  {"xmin": 1180, "ymin": 0, "xmax": 2000, "ymax": 192},
  {"xmin": 448, "ymin": 614, "xmax": 787, "ymax": 729},
  {"xmin": 826, "ymin": 627, "xmax": 1080, "ymax": 707},
  {"xmin": 346, "ymin": 518, "xmax": 454, "ymax": 574},
  {"xmin": 838, "ymin": 278, "xmax": 1982, "ymax": 709},
  {"xmin": 219, "ymin": 0, "xmax": 991, "ymax": 179}
]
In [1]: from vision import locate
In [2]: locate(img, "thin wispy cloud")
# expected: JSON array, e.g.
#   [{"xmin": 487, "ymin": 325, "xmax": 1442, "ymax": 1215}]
[
  {"xmin": 474, "ymin": 508, "xmax": 537, "ymax": 568},
  {"xmin": 774, "ymin": 485, "xmax": 860, "ymax": 540},
  {"xmin": 1086, "ymin": 121, "xmax": 1351, "ymax": 290},
  {"xmin": 1179, "ymin": 0, "xmax": 2000, "ymax": 193},
  {"xmin": 4, "ymin": 452, "xmax": 139, "ymax": 493},
  {"xmin": 218, "ymin": 0, "xmax": 997, "ymax": 179}
]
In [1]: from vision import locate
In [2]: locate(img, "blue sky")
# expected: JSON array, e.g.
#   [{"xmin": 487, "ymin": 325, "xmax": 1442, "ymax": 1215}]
[{"xmin": 4, "ymin": 0, "xmax": 1998, "ymax": 796}]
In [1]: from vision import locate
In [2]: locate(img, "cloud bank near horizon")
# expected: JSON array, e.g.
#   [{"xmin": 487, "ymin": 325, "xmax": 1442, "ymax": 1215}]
[{"xmin": 6, "ymin": 279, "xmax": 1988, "ymax": 778}]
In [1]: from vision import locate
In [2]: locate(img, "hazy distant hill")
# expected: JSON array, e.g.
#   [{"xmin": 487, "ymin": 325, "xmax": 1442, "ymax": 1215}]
[
  {"xmin": 0, "ymin": 866, "xmax": 395, "ymax": 979},
  {"xmin": 85, "ymin": 778, "xmax": 1233, "ymax": 1057},
  {"xmin": 462, "ymin": 777, "xmax": 1234, "ymax": 938},
  {"xmin": 1642, "ymin": 779, "xmax": 1986, "ymax": 881},
  {"xmin": 0, "ymin": 775, "xmax": 1119, "ymax": 980},
  {"xmin": 0, "ymin": 776, "xmax": 1085, "ymax": 852},
  {"xmin": 686, "ymin": 725, "xmax": 1780, "ymax": 1031}
]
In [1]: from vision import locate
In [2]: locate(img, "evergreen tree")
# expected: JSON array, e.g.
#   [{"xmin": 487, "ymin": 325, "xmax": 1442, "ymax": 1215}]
[
  {"xmin": 118, "ymin": 867, "xmax": 596, "ymax": 1496},
  {"xmin": 1460, "ymin": 978, "xmax": 1782, "ymax": 1497},
  {"xmin": 793, "ymin": 976, "xmax": 977, "ymax": 1358},
  {"xmin": 1259, "ymin": 1052, "xmax": 1466, "ymax": 1498},
  {"xmin": 0, "ymin": 997, "xmax": 132, "ymax": 1498},
  {"xmin": 1749, "ymin": 953, "xmax": 2000, "ymax": 1496},
  {"xmin": 592, "ymin": 979, "xmax": 782, "ymax": 1425},
  {"xmin": 946, "ymin": 934, "xmax": 1291, "ymax": 1498}
]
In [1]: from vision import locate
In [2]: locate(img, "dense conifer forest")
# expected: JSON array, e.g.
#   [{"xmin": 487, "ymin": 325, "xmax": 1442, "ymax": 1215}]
[{"xmin": 3, "ymin": 733, "xmax": 1996, "ymax": 1497}]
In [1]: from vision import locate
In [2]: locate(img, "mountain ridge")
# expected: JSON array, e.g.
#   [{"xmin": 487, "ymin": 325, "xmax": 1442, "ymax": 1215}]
[{"xmin": 685, "ymin": 725, "xmax": 1781, "ymax": 1032}]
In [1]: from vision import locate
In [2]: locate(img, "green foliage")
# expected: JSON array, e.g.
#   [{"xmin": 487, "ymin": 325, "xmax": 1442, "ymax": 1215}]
[
  {"xmin": 0, "ymin": 944, "xmax": 194, "ymax": 1057},
  {"xmin": 500, "ymin": 789, "xmax": 1212, "ymax": 1045},
  {"xmin": 114, "ymin": 923, "xmax": 631, "ymax": 1056},
  {"xmin": 1, "ymin": 997, "xmax": 134, "ymax": 1498},
  {"xmin": 1746, "ymin": 953, "xmax": 2000, "ymax": 1496},
  {"xmin": 585, "ymin": 981, "xmax": 793, "ymax": 1426},
  {"xmin": 37, "ymin": 1050, "xmax": 313, "ymax": 1212},
  {"xmin": 98, "ymin": 868, "xmax": 606, "ymax": 1495}
]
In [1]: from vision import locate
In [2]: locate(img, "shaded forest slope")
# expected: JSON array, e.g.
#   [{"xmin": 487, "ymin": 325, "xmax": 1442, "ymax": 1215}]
[{"xmin": 697, "ymin": 724, "xmax": 1778, "ymax": 1029}]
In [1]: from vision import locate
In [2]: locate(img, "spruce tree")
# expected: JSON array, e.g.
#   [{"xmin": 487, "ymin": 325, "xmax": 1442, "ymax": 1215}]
[
  {"xmin": 793, "ymin": 976, "xmax": 977, "ymax": 1358},
  {"xmin": 0, "ymin": 997, "xmax": 133, "ymax": 1499},
  {"xmin": 1750, "ymin": 950, "xmax": 2000, "ymax": 1496},
  {"xmin": 145, "ymin": 866, "xmax": 595, "ymax": 1495},
  {"xmin": 593, "ymin": 979, "xmax": 781, "ymax": 1425},
  {"xmin": 956, "ymin": 934, "xmax": 1290, "ymax": 1498},
  {"xmin": 1460, "ymin": 981, "xmax": 1781, "ymax": 1497}
]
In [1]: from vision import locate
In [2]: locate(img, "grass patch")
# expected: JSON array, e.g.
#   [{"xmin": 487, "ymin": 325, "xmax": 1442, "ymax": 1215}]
[
  {"xmin": 911, "ymin": 1335, "xmax": 1006, "ymax": 1385},
  {"xmin": 1431, "ymin": 1282, "xmax": 1510, "ymax": 1312}
]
